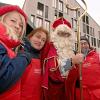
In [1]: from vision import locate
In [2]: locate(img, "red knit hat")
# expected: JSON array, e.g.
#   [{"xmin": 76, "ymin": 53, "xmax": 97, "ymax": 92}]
[
  {"xmin": 0, "ymin": 5, "xmax": 27, "ymax": 22},
  {"xmin": 52, "ymin": 17, "xmax": 71, "ymax": 29}
]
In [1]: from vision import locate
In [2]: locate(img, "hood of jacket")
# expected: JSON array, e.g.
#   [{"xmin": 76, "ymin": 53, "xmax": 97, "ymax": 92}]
[{"xmin": 0, "ymin": 22, "xmax": 21, "ymax": 48}]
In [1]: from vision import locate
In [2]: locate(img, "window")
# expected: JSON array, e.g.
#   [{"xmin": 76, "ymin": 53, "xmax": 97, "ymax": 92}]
[
  {"xmin": 73, "ymin": 11, "xmax": 77, "ymax": 19},
  {"xmin": 82, "ymin": 15, "xmax": 85, "ymax": 23},
  {"xmin": 72, "ymin": 18, "xmax": 73, "ymax": 28},
  {"xmin": 86, "ymin": 25, "xmax": 89, "ymax": 34},
  {"xmin": 78, "ymin": 11, "xmax": 80, "ymax": 17},
  {"xmin": 94, "ymin": 38, "xmax": 96, "ymax": 47},
  {"xmin": 86, "ymin": 16, "xmax": 89, "ymax": 24},
  {"xmin": 54, "ymin": 10, "xmax": 57, "ymax": 20},
  {"xmin": 91, "ymin": 37, "xmax": 96, "ymax": 47},
  {"xmin": 37, "ymin": 2, "xmax": 44, "ymax": 16},
  {"xmin": 91, "ymin": 37, "xmax": 94, "ymax": 46},
  {"xmin": 72, "ymin": 18, "xmax": 77, "ymax": 31},
  {"xmin": 86, "ymin": 35, "xmax": 90, "ymax": 40},
  {"xmin": 44, "ymin": 20, "xmax": 50, "ymax": 31},
  {"xmin": 82, "ymin": 15, "xmax": 89, "ymax": 24},
  {"xmin": 90, "ymin": 27, "xmax": 95, "ymax": 36},
  {"xmin": 64, "ymin": 5, "xmax": 68, "ymax": 14},
  {"xmin": 92, "ymin": 28, "xmax": 95, "ymax": 36},
  {"xmin": 83, "ymin": 23, "xmax": 89, "ymax": 34},
  {"xmin": 90, "ymin": 27, "xmax": 92, "ymax": 35},
  {"xmin": 54, "ymin": 15, "xmax": 57, "ymax": 20},
  {"xmin": 97, "ymin": 39, "xmax": 100, "ymax": 48},
  {"xmin": 83, "ymin": 23, "xmax": 86, "ymax": 33},
  {"xmin": 31, "ymin": 15, "xmax": 35, "ymax": 23},
  {"xmin": 36, "ymin": 17, "xmax": 43, "ymax": 27},
  {"xmin": 52, "ymin": 0, "xmax": 57, "ymax": 8},
  {"xmin": 58, "ymin": 0, "xmax": 63, "ymax": 11},
  {"xmin": 98, "ymin": 31, "xmax": 100, "ymax": 39},
  {"xmin": 45, "ymin": 6, "xmax": 48, "ymax": 19},
  {"xmin": 59, "ymin": 12, "xmax": 63, "ymax": 17}
]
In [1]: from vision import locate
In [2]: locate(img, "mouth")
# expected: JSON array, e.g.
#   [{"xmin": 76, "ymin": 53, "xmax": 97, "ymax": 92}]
[{"xmin": 34, "ymin": 43, "xmax": 41, "ymax": 47}]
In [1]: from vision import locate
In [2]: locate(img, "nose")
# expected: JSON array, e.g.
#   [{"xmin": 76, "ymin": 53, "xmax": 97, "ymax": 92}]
[
  {"xmin": 81, "ymin": 44, "xmax": 85, "ymax": 47},
  {"xmin": 38, "ymin": 38, "xmax": 45, "ymax": 45},
  {"xmin": 38, "ymin": 38, "xmax": 42, "ymax": 43},
  {"xmin": 81, "ymin": 44, "xmax": 87, "ymax": 50},
  {"xmin": 15, "ymin": 23, "xmax": 20, "ymax": 29},
  {"xmin": 14, "ymin": 23, "xmax": 21, "ymax": 35}
]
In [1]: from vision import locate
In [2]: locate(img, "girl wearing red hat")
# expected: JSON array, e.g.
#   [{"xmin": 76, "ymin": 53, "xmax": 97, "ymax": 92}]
[{"xmin": 0, "ymin": 5, "xmax": 32, "ymax": 100}]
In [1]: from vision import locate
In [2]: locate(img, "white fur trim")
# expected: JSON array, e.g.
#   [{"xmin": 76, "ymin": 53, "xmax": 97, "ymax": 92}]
[{"xmin": 55, "ymin": 24, "xmax": 73, "ymax": 35}]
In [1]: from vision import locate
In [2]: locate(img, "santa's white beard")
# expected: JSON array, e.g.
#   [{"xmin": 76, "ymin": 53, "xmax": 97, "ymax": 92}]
[{"xmin": 51, "ymin": 33, "xmax": 75, "ymax": 66}]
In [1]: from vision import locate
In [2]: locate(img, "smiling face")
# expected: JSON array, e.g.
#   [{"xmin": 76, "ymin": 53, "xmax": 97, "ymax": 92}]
[
  {"xmin": 80, "ymin": 40, "xmax": 90, "ymax": 54},
  {"xmin": 80, "ymin": 40, "xmax": 89, "ymax": 49},
  {"xmin": 29, "ymin": 31, "xmax": 47, "ymax": 50},
  {"xmin": 2, "ymin": 11, "xmax": 24, "ymax": 39}
]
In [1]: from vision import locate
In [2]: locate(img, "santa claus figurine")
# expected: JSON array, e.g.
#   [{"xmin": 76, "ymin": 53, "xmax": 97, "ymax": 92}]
[{"xmin": 41, "ymin": 17, "xmax": 84, "ymax": 100}]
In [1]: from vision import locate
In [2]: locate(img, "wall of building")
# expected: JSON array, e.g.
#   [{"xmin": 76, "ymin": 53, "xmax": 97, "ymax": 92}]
[{"xmin": 23, "ymin": 0, "xmax": 100, "ymax": 52}]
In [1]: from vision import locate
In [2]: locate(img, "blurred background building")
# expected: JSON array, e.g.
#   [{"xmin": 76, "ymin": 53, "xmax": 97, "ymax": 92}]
[{"xmin": 0, "ymin": 0, "xmax": 100, "ymax": 52}]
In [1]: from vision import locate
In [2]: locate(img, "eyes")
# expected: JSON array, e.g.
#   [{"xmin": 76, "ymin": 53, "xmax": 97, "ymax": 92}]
[
  {"xmin": 80, "ymin": 42, "xmax": 88, "ymax": 46},
  {"xmin": 10, "ymin": 19, "xmax": 23, "ymax": 29},
  {"xmin": 36, "ymin": 34, "xmax": 46, "ymax": 43},
  {"xmin": 57, "ymin": 31, "xmax": 71, "ymax": 37}
]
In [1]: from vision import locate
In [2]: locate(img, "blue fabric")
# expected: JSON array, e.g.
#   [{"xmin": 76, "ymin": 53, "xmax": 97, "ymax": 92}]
[
  {"xmin": 22, "ymin": 38, "xmax": 40, "ymax": 58},
  {"xmin": 60, "ymin": 59, "xmax": 72, "ymax": 76},
  {"xmin": 0, "ymin": 44, "xmax": 30, "ymax": 93}
]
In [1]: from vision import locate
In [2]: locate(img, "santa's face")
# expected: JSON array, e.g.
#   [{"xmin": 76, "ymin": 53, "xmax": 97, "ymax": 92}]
[
  {"xmin": 54, "ymin": 32, "xmax": 73, "ymax": 50},
  {"xmin": 51, "ymin": 26, "xmax": 74, "ymax": 49},
  {"xmin": 51, "ymin": 29, "xmax": 75, "ymax": 59}
]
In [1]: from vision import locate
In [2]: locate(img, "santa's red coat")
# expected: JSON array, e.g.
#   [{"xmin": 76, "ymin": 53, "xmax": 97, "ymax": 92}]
[{"xmin": 42, "ymin": 43, "xmax": 79, "ymax": 100}]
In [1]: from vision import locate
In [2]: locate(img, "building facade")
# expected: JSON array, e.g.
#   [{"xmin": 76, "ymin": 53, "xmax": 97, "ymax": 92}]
[{"xmin": 23, "ymin": 0, "xmax": 100, "ymax": 52}]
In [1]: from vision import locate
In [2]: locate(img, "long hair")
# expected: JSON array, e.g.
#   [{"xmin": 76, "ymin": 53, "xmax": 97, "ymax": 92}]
[
  {"xmin": 27, "ymin": 27, "xmax": 49, "ymax": 42},
  {"xmin": 0, "ymin": 11, "xmax": 26, "ymax": 52},
  {"xmin": 0, "ymin": 11, "xmax": 26, "ymax": 42}
]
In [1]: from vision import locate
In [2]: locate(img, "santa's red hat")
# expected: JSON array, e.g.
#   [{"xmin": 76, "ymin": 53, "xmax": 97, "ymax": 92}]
[
  {"xmin": 52, "ymin": 17, "xmax": 73, "ymax": 36},
  {"xmin": 52, "ymin": 17, "xmax": 71, "ymax": 29},
  {"xmin": 0, "ymin": 5, "xmax": 27, "ymax": 22}
]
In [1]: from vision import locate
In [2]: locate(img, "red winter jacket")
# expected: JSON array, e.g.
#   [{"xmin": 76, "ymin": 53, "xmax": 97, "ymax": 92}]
[
  {"xmin": 20, "ymin": 38, "xmax": 42, "ymax": 100},
  {"xmin": 76, "ymin": 50, "xmax": 100, "ymax": 100},
  {"xmin": 21, "ymin": 58, "xmax": 42, "ymax": 100},
  {"xmin": 0, "ymin": 22, "xmax": 20, "ymax": 100},
  {"xmin": 0, "ymin": 22, "xmax": 30, "ymax": 100}
]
